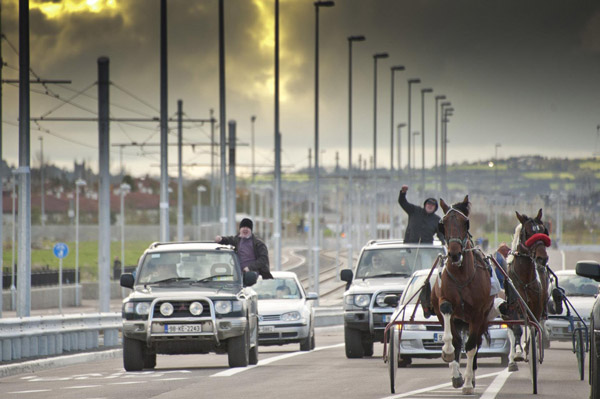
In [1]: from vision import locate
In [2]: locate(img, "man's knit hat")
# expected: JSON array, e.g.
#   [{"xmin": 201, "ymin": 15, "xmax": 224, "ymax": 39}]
[{"xmin": 239, "ymin": 218, "xmax": 253, "ymax": 231}]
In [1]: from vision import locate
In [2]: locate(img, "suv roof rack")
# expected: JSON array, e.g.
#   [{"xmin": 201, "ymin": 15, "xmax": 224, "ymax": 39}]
[{"xmin": 148, "ymin": 241, "xmax": 221, "ymax": 249}]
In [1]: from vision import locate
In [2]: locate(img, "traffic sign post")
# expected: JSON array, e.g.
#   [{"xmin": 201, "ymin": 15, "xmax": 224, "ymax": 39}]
[{"xmin": 53, "ymin": 243, "xmax": 69, "ymax": 313}]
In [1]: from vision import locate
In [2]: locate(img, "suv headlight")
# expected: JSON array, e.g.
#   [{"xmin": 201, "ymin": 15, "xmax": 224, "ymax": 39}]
[
  {"xmin": 354, "ymin": 294, "xmax": 371, "ymax": 308},
  {"xmin": 135, "ymin": 302, "xmax": 151, "ymax": 315},
  {"xmin": 281, "ymin": 311, "xmax": 301, "ymax": 322},
  {"xmin": 215, "ymin": 300, "xmax": 233, "ymax": 314},
  {"xmin": 376, "ymin": 294, "xmax": 390, "ymax": 307}
]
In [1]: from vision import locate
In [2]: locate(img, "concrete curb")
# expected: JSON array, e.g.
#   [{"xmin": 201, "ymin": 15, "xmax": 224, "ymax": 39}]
[{"xmin": 0, "ymin": 348, "xmax": 122, "ymax": 378}]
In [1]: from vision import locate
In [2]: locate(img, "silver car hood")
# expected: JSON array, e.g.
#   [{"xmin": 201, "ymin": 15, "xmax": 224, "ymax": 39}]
[
  {"xmin": 258, "ymin": 299, "xmax": 305, "ymax": 315},
  {"xmin": 346, "ymin": 276, "xmax": 410, "ymax": 296}
]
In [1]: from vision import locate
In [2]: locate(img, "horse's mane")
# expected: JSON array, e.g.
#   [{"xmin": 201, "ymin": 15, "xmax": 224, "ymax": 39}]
[
  {"xmin": 507, "ymin": 223, "xmax": 522, "ymax": 264},
  {"xmin": 450, "ymin": 200, "xmax": 470, "ymax": 216}
]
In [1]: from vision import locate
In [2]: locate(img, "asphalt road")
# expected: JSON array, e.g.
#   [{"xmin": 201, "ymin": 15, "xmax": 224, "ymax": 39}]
[{"xmin": 0, "ymin": 327, "xmax": 590, "ymax": 399}]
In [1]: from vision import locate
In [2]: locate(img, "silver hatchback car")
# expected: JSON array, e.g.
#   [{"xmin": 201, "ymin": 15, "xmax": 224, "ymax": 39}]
[{"xmin": 253, "ymin": 271, "xmax": 318, "ymax": 351}]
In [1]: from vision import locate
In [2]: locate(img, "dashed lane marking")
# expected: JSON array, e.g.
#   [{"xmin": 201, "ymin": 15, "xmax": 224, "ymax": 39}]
[
  {"xmin": 210, "ymin": 343, "xmax": 345, "ymax": 377},
  {"xmin": 380, "ymin": 370, "xmax": 505, "ymax": 399}
]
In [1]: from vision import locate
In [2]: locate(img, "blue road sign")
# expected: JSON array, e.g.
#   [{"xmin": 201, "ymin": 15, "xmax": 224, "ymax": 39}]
[{"xmin": 53, "ymin": 242, "xmax": 69, "ymax": 259}]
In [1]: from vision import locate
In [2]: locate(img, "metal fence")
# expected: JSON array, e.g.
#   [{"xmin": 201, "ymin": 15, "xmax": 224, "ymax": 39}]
[{"xmin": 0, "ymin": 313, "xmax": 121, "ymax": 362}]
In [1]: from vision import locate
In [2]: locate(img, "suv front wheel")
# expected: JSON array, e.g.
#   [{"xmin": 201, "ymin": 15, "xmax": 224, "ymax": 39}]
[
  {"xmin": 123, "ymin": 337, "xmax": 144, "ymax": 371},
  {"xmin": 228, "ymin": 327, "xmax": 250, "ymax": 367},
  {"xmin": 345, "ymin": 326, "xmax": 364, "ymax": 358}
]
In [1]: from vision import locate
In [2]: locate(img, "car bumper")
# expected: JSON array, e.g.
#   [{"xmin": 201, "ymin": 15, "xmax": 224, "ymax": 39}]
[
  {"xmin": 258, "ymin": 322, "xmax": 309, "ymax": 345},
  {"xmin": 547, "ymin": 319, "xmax": 589, "ymax": 341},
  {"xmin": 122, "ymin": 316, "xmax": 247, "ymax": 344},
  {"xmin": 397, "ymin": 326, "xmax": 510, "ymax": 358}
]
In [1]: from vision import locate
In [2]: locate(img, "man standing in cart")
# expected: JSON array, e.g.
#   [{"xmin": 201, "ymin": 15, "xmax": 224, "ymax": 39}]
[{"xmin": 398, "ymin": 185, "xmax": 445, "ymax": 244}]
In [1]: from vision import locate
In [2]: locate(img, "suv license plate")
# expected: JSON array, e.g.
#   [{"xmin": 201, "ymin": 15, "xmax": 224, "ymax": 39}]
[
  {"xmin": 433, "ymin": 333, "xmax": 444, "ymax": 342},
  {"xmin": 165, "ymin": 324, "xmax": 202, "ymax": 333},
  {"xmin": 382, "ymin": 315, "xmax": 391, "ymax": 323}
]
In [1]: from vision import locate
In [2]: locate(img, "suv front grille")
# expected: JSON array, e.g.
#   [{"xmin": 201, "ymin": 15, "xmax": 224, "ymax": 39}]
[{"xmin": 153, "ymin": 300, "xmax": 212, "ymax": 318}]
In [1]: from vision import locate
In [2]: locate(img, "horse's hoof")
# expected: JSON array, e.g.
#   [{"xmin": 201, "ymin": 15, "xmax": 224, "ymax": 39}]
[
  {"xmin": 514, "ymin": 353, "xmax": 525, "ymax": 362},
  {"xmin": 508, "ymin": 363, "xmax": 518, "ymax": 372},
  {"xmin": 462, "ymin": 386, "xmax": 474, "ymax": 395},
  {"xmin": 472, "ymin": 377, "xmax": 476, "ymax": 388},
  {"xmin": 452, "ymin": 376, "xmax": 465, "ymax": 388},
  {"xmin": 442, "ymin": 351, "xmax": 455, "ymax": 363}
]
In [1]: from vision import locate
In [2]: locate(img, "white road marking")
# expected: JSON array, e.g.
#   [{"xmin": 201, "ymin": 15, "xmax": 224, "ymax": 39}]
[
  {"xmin": 479, "ymin": 368, "xmax": 511, "ymax": 399},
  {"xmin": 210, "ymin": 343, "xmax": 344, "ymax": 377},
  {"xmin": 380, "ymin": 370, "xmax": 504, "ymax": 399},
  {"xmin": 62, "ymin": 385, "xmax": 102, "ymax": 389},
  {"xmin": 8, "ymin": 390, "xmax": 52, "ymax": 394},
  {"xmin": 158, "ymin": 377, "xmax": 189, "ymax": 381},
  {"xmin": 108, "ymin": 381, "xmax": 147, "ymax": 385}
]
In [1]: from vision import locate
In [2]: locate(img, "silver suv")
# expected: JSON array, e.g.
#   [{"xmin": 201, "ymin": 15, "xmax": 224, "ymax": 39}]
[
  {"xmin": 120, "ymin": 242, "xmax": 259, "ymax": 370},
  {"xmin": 340, "ymin": 239, "xmax": 446, "ymax": 358}
]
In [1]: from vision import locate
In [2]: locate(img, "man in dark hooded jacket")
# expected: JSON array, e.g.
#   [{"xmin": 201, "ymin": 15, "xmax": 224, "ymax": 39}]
[{"xmin": 398, "ymin": 185, "xmax": 445, "ymax": 244}]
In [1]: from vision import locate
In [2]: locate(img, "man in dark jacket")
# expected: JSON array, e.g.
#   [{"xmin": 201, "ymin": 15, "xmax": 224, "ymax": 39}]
[
  {"xmin": 398, "ymin": 185, "xmax": 444, "ymax": 244},
  {"xmin": 215, "ymin": 218, "xmax": 274, "ymax": 279}
]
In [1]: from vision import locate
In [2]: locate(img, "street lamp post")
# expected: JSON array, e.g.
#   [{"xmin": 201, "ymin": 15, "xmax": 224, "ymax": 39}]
[
  {"xmin": 412, "ymin": 131, "xmax": 420, "ymax": 173},
  {"xmin": 407, "ymin": 78, "xmax": 421, "ymax": 184},
  {"xmin": 250, "ymin": 116, "xmax": 256, "ymax": 223},
  {"xmin": 434, "ymin": 95, "xmax": 446, "ymax": 192},
  {"xmin": 397, "ymin": 123, "xmax": 406, "ymax": 172},
  {"xmin": 119, "ymin": 183, "xmax": 130, "ymax": 289},
  {"xmin": 39, "ymin": 136, "xmax": 45, "ymax": 227},
  {"xmin": 371, "ymin": 52, "xmax": 389, "ymax": 239},
  {"xmin": 441, "ymin": 105, "xmax": 453, "ymax": 197},
  {"xmin": 75, "ymin": 179, "xmax": 86, "ymax": 306},
  {"xmin": 347, "ymin": 34, "xmax": 365, "ymax": 273},
  {"xmin": 390, "ymin": 66, "xmax": 405, "ymax": 171},
  {"xmin": 493, "ymin": 143, "xmax": 501, "ymax": 248},
  {"xmin": 420, "ymin": 88, "xmax": 433, "ymax": 194},
  {"xmin": 197, "ymin": 185, "xmax": 207, "ymax": 240},
  {"xmin": 313, "ymin": 0, "xmax": 334, "ymax": 298},
  {"xmin": 10, "ymin": 176, "xmax": 16, "ymax": 310}
]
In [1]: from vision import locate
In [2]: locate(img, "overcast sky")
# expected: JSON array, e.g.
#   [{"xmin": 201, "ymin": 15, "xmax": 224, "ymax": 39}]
[{"xmin": 2, "ymin": 0, "xmax": 600, "ymax": 178}]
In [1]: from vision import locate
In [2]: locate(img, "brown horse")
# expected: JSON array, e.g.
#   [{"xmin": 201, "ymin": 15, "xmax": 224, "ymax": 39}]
[
  {"xmin": 505, "ymin": 209, "xmax": 551, "ymax": 371},
  {"xmin": 431, "ymin": 196, "xmax": 494, "ymax": 395}
]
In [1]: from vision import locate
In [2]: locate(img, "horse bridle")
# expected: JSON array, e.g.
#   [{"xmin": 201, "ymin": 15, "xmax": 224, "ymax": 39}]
[
  {"xmin": 441, "ymin": 208, "xmax": 472, "ymax": 266},
  {"xmin": 518, "ymin": 218, "xmax": 549, "ymax": 268}
]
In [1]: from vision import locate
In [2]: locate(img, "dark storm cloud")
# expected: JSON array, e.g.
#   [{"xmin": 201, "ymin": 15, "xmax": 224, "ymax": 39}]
[{"xmin": 2, "ymin": 0, "xmax": 600, "ymax": 175}]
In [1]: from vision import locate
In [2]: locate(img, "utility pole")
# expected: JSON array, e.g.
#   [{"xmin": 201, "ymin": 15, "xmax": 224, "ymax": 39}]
[
  {"xmin": 250, "ymin": 115, "xmax": 256, "ymax": 223},
  {"xmin": 274, "ymin": 0, "xmax": 282, "ymax": 271},
  {"xmin": 177, "ymin": 100, "xmax": 184, "ymax": 241},
  {"xmin": 39, "ymin": 136, "xmax": 44, "ymax": 227},
  {"xmin": 210, "ymin": 109, "xmax": 216, "ymax": 208},
  {"xmin": 159, "ymin": 0, "xmax": 169, "ymax": 242},
  {"xmin": 219, "ymin": 0, "xmax": 228, "ymax": 235},
  {"xmin": 97, "ymin": 57, "xmax": 110, "ymax": 313},
  {"xmin": 17, "ymin": 0, "xmax": 32, "ymax": 317},
  {"xmin": 228, "ymin": 121, "xmax": 236, "ymax": 235}
]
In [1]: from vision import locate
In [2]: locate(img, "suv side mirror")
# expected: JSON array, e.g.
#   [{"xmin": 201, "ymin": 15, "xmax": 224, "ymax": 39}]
[
  {"xmin": 340, "ymin": 269, "xmax": 353, "ymax": 291},
  {"xmin": 576, "ymin": 261, "xmax": 600, "ymax": 282},
  {"xmin": 306, "ymin": 292, "xmax": 319, "ymax": 301},
  {"xmin": 120, "ymin": 273, "xmax": 134, "ymax": 289},
  {"xmin": 243, "ymin": 271, "xmax": 258, "ymax": 287},
  {"xmin": 384, "ymin": 294, "xmax": 399, "ymax": 308}
]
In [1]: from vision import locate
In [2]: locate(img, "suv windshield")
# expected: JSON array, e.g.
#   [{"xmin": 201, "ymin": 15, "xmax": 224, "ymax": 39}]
[
  {"xmin": 137, "ymin": 250, "xmax": 240, "ymax": 284},
  {"xmin": 553, "ymin": 274, "xmax": 599, "ymax": 297},
  {"xmin": 355, "ymin": 247, "xmax": 444, "ymax": 279}
]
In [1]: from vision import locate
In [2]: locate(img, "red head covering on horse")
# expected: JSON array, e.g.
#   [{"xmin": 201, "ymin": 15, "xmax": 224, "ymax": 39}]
[{"xmin": 525, "ymin": 233, "xmax": 551, "ymax": 248}]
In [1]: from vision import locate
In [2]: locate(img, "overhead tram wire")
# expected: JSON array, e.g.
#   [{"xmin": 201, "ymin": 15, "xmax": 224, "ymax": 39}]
[{"xmin": 111, "ymin": 81, "xmax": 160, "ymax": 113}]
